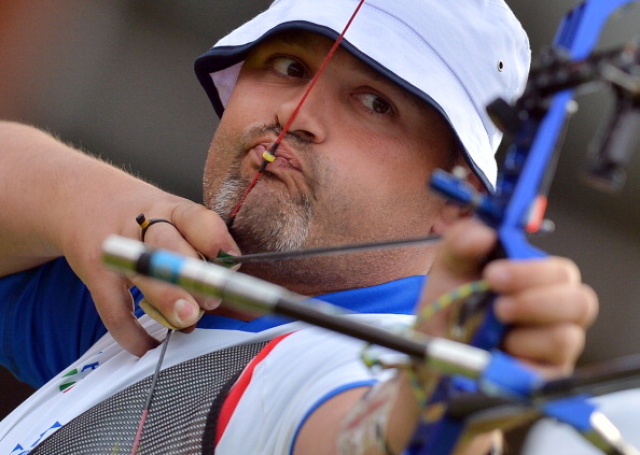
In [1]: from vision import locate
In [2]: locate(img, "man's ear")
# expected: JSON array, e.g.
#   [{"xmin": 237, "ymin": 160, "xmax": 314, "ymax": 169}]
[
  {"xmin": 431, "ymin": 201, "xmax": 471, "ymax": 234},
  {"xmin": 430, "ymin": 164, "xmax": 486, "ymax": 234}
]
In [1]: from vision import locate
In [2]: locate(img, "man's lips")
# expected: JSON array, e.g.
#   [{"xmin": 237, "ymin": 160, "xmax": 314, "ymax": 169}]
[{"xmin": 250, "ymin": 143, "xmax": 303, "ymax": 172}]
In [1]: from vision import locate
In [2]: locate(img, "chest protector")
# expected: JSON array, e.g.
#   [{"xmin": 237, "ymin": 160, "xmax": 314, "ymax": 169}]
[{"xmin": 30, "ymin": 339, "xmax": 271, "ymax": 454}]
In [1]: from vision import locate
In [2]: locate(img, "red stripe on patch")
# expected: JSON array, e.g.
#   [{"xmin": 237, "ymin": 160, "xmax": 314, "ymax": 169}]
[{"xmin": 215, "ymin": 333, "xmax": 294, "ymax": 445}]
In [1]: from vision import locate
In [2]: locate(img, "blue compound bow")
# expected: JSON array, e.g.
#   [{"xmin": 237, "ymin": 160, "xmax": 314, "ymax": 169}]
[{"xmin": 410, "ymin": 0, "xmax": 640, "ymax": 453}]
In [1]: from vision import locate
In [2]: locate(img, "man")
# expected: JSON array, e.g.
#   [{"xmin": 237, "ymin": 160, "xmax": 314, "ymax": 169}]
[{"xmin": 0, "ymin": 0, "xmax": 597, "ymax": 454}]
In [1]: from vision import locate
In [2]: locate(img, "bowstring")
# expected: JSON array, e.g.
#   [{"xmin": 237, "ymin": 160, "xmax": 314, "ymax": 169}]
[
  {"xmin": 132, "ymin": 1, "xmax": 369, "ymax": 450},
  {"xmin": 227, "ymin": 0, "xmax": 368, "ymax": 227},
  {"xmin": 130, "ymin": 329, "xmax": 173, "ymax": 455}
]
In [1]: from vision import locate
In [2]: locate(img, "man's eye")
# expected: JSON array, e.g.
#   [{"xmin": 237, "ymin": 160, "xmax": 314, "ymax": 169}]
[
  {"xmin": 271, "ymin": 57, "xmax": 307, "ymax": 78},
  {"xmin": 358, "ymin": 93, "xmax": 394, "ymax": 115}
]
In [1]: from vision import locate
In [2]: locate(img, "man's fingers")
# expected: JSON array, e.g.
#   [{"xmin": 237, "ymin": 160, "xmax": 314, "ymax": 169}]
[
  {"xmin": 132, "ymin": 209, "xmax": 228, "ymax": 327},
  {"xmin": 137, "ymin": 217, "xmax": 203, "ymax": 259},
  {"xmin": 90, "ymin": 275, "xmax": 159, "ymax": 357},
  {"xmin": 438, "ymin": 219, "xmax": 497, "ymax": 278},
  {"xmin": 136, "ymin": 204, "xmax": 239, "ymax": 264},
  {"xmin": 494, "ymin": 283, "xmax": 598, "ymax": 327},
  {"xmin": 484, "ymin": 256, "xmax": 581, "ymax": 293},
  {"xmin": 485, "ymin": 256, "xmax": 598, "ymax": 328},
  {"xmin": 171, "ymin": 204, "xmax": 240, "ymax": 259},
  {"xmin": 131, "ymin": 276, "xmax": 215, "ymax": 329},
  {"xmin": 419, "ymin": 219, "xmax": 497, "ymax": 324},
  {"xmin": 501, "ymin": 323, "xmax": 585, "ymax": 374}
]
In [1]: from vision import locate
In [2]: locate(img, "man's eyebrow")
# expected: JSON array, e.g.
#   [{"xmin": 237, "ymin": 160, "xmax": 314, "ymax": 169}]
[
  {"xmin": 270, "ymin": 32, "xmax": 389, "ymax": 81},
  {"xmin": 270, "ymin": 32, "xmax": 423, "ymax": 108},
  {"xmin": 351, "ymin": 61, "xmax": 425, "ymax": 109}
]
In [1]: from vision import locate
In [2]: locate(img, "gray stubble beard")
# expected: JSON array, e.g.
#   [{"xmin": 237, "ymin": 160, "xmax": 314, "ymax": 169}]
[{"xmin": 211, "ymin": 162, "xmax": 313, "ymax": 254}]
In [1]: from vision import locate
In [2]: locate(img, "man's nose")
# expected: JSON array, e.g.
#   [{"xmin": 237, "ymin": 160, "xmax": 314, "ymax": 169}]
[{"xmin": 275, "ymin": 80, "xmax": 331, "ymax": 144}]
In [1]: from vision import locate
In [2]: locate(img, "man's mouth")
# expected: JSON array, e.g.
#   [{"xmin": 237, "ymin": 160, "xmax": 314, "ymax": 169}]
[{"xmin": 251, "ymin": 143, "xmax": 303, "ymax": 173}]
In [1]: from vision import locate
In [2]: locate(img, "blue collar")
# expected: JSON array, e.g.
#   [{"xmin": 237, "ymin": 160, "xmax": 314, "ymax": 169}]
[{"xmin": 194, "ymin": 275, "xmax": 426, "ymax": 332}]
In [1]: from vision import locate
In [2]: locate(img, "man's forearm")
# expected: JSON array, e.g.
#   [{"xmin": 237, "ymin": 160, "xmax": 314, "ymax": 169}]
[
  {"xmin": 376, "ymin": 371, "xmax": 497, "ymax": 455},
  {"xmin": 295, "ymin": 366, "xmax": 496, "ymax": 455},
  {"xmin": 0, "ymin": 121, "xmax": 164, "ymax": 276}
]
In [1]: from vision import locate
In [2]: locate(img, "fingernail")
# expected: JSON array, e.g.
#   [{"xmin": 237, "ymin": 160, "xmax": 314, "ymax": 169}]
[
  {"xmin": 227, "ymin": 251, "xmax": 242, "ymax": 271},
  {"xmin": 140, "ymin": 299, "xmax": 179, "ymax": 330},
  {"xmin": 216, "ymin": 251, "xmax": 237, "ymax": 265},
  {"xmin": 175, "ymin": 299, "xmax": 199, "ymax": 325},
  {"xmin": 216, "ymin": 251, "xmax": 242, "ymax": 271},
  {"xmin": 202, "ymin": 297, "xmax": 223, "ymax": 311}
]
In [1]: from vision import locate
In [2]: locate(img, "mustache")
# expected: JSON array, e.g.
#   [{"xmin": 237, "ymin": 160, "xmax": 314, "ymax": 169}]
[{"xmin": 242, "ymin": 123, "xmax": 312, "ymax": 154}]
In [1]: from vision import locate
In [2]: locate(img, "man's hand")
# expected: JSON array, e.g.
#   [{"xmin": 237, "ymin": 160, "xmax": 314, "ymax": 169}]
[
  {"xmin": 0, "ymin": 122, "xmax": 240, "ymax": 357},
  {"xmin": 69, "ymin": 200, "xmax": 240, "ymax": 357},
  {"xmin": 417, "ymin": 218, "xmax": 598, "ymax": 377}
]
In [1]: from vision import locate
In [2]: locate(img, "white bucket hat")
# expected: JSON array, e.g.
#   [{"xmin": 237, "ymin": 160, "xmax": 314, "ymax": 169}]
[{"xmin": 194, "ymin": 0, "xmax": 531, "ymax": 191}]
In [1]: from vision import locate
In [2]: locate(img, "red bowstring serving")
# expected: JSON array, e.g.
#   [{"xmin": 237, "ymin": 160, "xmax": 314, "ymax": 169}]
[
  {"xmin": 227, "ymin": 0, "xmax": 367, "ymax": 226},
  {"xmin": 130, "ymin": 3, "xmax": 368, "ymax": 450}
]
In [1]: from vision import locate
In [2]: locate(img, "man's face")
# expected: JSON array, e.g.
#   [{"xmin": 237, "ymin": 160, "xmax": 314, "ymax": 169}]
[{"xmin": 203, "ymin": 32, "xmax": 458, "ymax": 293}]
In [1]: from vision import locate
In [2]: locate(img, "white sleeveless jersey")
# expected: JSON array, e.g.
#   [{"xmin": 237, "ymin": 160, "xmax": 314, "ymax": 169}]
[{"xmin": 0, "ymin": 313, "xmax": 411, "ymax": 454}]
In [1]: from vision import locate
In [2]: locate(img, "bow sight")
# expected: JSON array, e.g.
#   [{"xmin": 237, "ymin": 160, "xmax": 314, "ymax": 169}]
[
  {"xmin": 432, "ymin": 29, "xmax": 640, "ymax": 237},
  {"xmin": 490, "ymin": 36, "xmax": 640, "ymax": 192}
]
